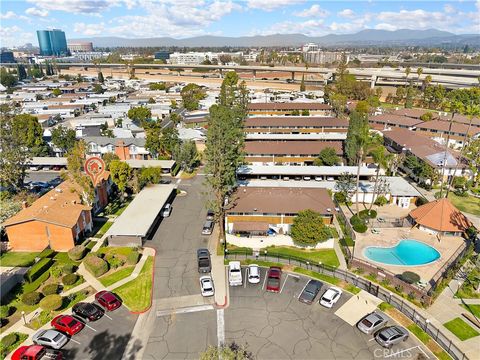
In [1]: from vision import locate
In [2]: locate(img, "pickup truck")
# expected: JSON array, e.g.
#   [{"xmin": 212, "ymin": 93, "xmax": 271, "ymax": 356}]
[
  {"xmin": 197, "ymin": 248, "xmax": 211, "ymax": 273},
  {"xmin": 12, "ymin": 345, "xmax": 63, "ymax": 360},
  {"xmin": 228, "ymin": 261, "xmax": 242, "ymax": 286}
]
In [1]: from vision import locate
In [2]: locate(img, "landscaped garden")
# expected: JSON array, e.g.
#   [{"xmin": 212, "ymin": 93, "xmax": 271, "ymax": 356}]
[
  {"xmin": 445, "ymin": 193, "xmax": 480, "ymax": 216},
  {"xmin": 262, "ymin": 246, "xmax": 340, "ymax": 268},
  {"xmin": 456, "ymin": 267, "xmax": 480, "ymax": 299},
  {"xmin": 443, "ymin": 317, "xmax": 479, "ymax": 341},
  {"xmin": 0, "ymin": 332, "xmax": 28, "ymax": 360},
  {"xmin": 0, "ymin": 252, "xmax": 40, "ymax": 267}
]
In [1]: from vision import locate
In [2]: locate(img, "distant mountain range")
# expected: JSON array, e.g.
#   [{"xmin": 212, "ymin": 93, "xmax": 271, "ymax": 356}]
[{"xmin": 75, "ymin": 29, "xmax": 480, "ymax": 48}]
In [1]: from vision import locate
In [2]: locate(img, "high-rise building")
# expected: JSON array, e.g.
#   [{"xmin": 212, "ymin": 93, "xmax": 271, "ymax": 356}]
[
  {"xmin": 0, "ymin": 51, "xmax": 15, "ymax": 63},
  {"xmin": 68, "ymin": 41, "xmax": 94, "ymax": 53},
  {"xmin": 37, "ymin": 29, "xmax": 69, "ymax": 56},
  {"xmin": 154, "ymin": 51, "xmax": 171, "ymax": 61}
]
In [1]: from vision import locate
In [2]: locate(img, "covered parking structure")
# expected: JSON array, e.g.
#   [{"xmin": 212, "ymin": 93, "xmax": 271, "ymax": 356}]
[
  {"xmin": 124, "ymin": 159, "xmax": 176, "ymax": 174},
  {"xmin": 106, "ymin": 184, "xmax": 176, "ymax": 247}
]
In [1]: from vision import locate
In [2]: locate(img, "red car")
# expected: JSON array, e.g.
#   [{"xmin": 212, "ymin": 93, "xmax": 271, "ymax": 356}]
[
  {"xmin": 12, "ymin": 345, "xmax": 62, "ymax": 360},
  {"xmin": 50, "ymin": 315, "xmax": 84, "ymax": 336},
  {"xmin": 95, "ymin": 290, "xmax": 122, "ymax": 311},
  {"xmin": 266, "ymin": 267, "xmax": 282, "ymax": 292}
]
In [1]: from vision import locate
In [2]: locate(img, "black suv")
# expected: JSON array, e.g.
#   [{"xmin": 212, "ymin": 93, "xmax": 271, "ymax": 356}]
[
  {"xmin": 197, "ymin": 248, "xmax": 211, "ymax": 273},
  {"xmin": 72, "ymin": 302, "xmax": 104, "ymax": 321}
]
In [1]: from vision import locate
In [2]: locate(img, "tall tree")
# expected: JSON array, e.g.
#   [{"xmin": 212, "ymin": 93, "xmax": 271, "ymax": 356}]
[
  {"xmin": 51, "ymin": 125, "xmax": 76, "ymax": 155},
  {"xmin": 313, "ymin": 147, "xmax": 340, "ymax": 166},
  {"xmin": 17, "ymin": 64, "xmax": 27, "ymax": 81},
  {"xmin": 368, "ymin": 144, "xmax": 392, "ymax": 211},
  {"xmin": 300, "ymin": 74, "xmax": 306, "ymax": 92},
  {"xmin": 0, "ymin": 68, "xmax": 16, "ymax": 88},
  {"xmin": 0, "ymin": 105, "xmax": 30, "ymax": 191},
  {"xmin": 416, "ymin": 67, "xmax": 423, "ymax": 88},
  {"xmin": 127, "ymin": 106, "xmax": 151, "ymax": 125},
  {"xmin": 204, "ymin": 75, "xmax": 248, "ymax": 239},
  {"xmin": 334, "ymin": 172, "xmax": 356, "ymax": 213},
  {"xmin": 329, "ymin": 93, "xmax": 347, "ymax": 118},
  {"xmin": 12, "ymin": 114, "xmax": 49, "ymax": 156},
  {"xmin": 98, "ymin": 71, "xmax": 105, "ymax": 83},
  {"xmin": 109, "ymin": 160, "xmax": 132, "ymax": 199},
  {"xmin": 64, "ymin": 141, "xmax": 94, "ymax": 206},
  {"xmin": 174, "ymin": 140, "xmax": 198, "ymax": 172},
  {"xmin": 181, "ymin": 83, "xmax": 206, "ymax": 111}
]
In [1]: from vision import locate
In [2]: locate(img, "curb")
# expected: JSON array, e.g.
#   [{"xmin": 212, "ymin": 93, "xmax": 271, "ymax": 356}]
[
  {"xmin": 129, "ymin": 247, "xmax": 156, "ymax": 315},
  {"xmin": 215, "ymin": 295, "xmax": 228, "ymax": 309}
]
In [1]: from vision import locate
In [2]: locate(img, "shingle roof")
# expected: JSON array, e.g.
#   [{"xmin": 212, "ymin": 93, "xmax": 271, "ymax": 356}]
[
  {"xmin": 244, "ymin": 141, "xmax": 343, "ymax": 155},
  {"xmin": 2, "ymin": 181, "xmax": 91, "ymax": 228},
  {"xmin": 409, "ymin": 198, "xmax": 472, "ymax": 233},
  {"xmin": 369, "ymin": 114, "xmax": 423, "ymax": 127},
  {"xmin": 244, "ymin": 117, "xmax": 349, "ymax": 128},
  {"xmin": 248, "ymin": 102, "xmax": 332, "ymax": 111},
  {"xmin": 84, "ymin": 136, "xmax": 146, "ymax": 147},
  {"xmin": 391, "ymin": 108, "xmax": 437, "ymax": 119},
  {"xmin": 415, "ymin": 120, "xmax": 480, "ymax": 136}
]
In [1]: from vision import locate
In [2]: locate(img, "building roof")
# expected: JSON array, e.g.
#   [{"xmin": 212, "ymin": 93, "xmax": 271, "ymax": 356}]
[
  {"xmin": 248, "ymin": 102, "xmax": 332, "ymax": 111},
  {"xmin": 409, "ymin": 198, "xmax": 472, "ymax": 233},
  {"xmin": 415, "ymin": 120, "xmax": 480, "ymax": 137},
  {"xmin": 84, "ymin": 136, "xmax": 146, "ymax": 147},
  {"xmin": 438, "ymin": 113, "xmax": 480, "ymax": 128},
  {"xmin": 391, "ymin": 108, "xmax": 436, "ymax": 119},
  {"xmin": 237, "ymin": 165, "xmax": 378, "ymax": 176},
  {"xmin": 106, "ymin": 184, "xmax": 175, "ymax": 237},
  {"xmin": 232, "ymin": 222, "xmax": 269, "ymax": 232},
  {"xmin": 244, "ymin": 141, "xmax": 343, "ymax": 155},
  {"xmin": 369, "ymin": 114, "xmax": 423, "ymax": 127},
  {"xmin": 245, "ymin": 133, "xmax": 347, "ymax": 141},
  {"xmin": 30, "ymin": 157, "xmax": 68, "ymax": 166},
  {"xmin": 124, "ymin": 159, "xmax": 176, "ymax": 169},
  {"xmin": 244, "ymin": 117, "xmax": 348, "ymax": 128},
  {"xmin": 2, "ymin": 181, "xmax": 91, "ymax": 228},
  {"xmin": 227, "ymin": 187, "xmax": 336, "ymax": 215}
]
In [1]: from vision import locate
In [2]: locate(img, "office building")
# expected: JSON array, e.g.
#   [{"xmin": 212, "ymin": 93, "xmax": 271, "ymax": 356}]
[
  {"xmin": 0, "ymin": 51, "xmax": 15, "ymax": 63},
  {"xmin": 303, "ymin": 51, "xmax": 347, "ymax": 65},
  {"xmin": 68, "ymin": 41, "xmax": 93, "ymax": 53},
  {"xmin": 154, "ymin": 51, "xmax": 170, "ymax": 61},
  {"xmin": 37, "ymin": 29, "xmax": 69, "ymax": 56}
]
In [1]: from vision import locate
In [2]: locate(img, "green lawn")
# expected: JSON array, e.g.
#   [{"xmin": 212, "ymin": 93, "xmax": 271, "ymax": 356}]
[
  {"xmin": 96, "ymin": 247, "xmax": 135, "ymax": 257},
  {"xmin": 115, "ymin": 257, "xmax": 153, "ymax": 312},
  {"xmin": 93, "ymin": 221, "xmax": 113, "ymax": 238},
  {"xmin": 443, "ymin": 317, "xmax": 480, "ymax": 341},
  {"xmin": 0, "ymin": 332, "xmax": 28, "ymax": 360},
  {"xmin": 262, "ymin": 246, "xmax": 340, "ymax": 268},
  {"xmin": 456, "ymin": 267, "xmax": 480, "ymax": 299},
  {"xmin": 446, "ymin": 193, "xmax": 480, "ymax": 216},
  {"xmin": 99, "ymin": 266, "xmax": 135, "ymax": 287},
  {"xmin": 461, "ymin": 304, "xmax": 480, "ymax": 319},
  {"xmin": 293, "ymin": 267, "xmax": 340, "ymax": 285},
  {"xmin": 0, "ymin": 252, "xmax": 40, "ymax": 267}
]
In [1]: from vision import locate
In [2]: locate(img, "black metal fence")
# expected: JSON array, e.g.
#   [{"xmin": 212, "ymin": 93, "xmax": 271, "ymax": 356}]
[{"xmin": 225, "ymin": 251, "xmax": 469, "ymax": 360}]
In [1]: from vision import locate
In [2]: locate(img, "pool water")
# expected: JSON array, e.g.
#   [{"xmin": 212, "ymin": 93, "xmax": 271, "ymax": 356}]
[{"xmin": 363, "ymin": 239, "xmax": 440, "ymax": 266}]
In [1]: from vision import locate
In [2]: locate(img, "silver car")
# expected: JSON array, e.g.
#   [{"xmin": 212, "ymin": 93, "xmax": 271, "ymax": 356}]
[
  {"xmin": 357, "ymin": 311, "xmax": 389, "ymax": 334},
  {"xmin": 32, "ymin": 329, "xmax": 69, "ymax": 349},
  {"xmin": 375, "ymin": 326, "xmax": 409, "ymax": 348}
]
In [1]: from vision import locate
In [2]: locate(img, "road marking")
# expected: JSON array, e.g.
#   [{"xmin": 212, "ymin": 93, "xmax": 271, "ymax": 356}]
[
  {"xmin": 384, "ymin": 346, "xmax": 422, "ymax": 358},
  {"xmin": 103, "ymin": 313, "xmax": 113, "ymax": 320},
  {"xmin": 280, "ymin": 273, "xmax": 293, "ymax": 294},
  {"xmin": 217, "ymin": 309, "xmax": 225, "ymax": 347},
  {"xmin": 368, "ymin": 338, "xmax": 377, "ymax": 342},
  {"xmin": 156, "ymin": 304, "xmax": 214, "ymax": 317},
  {"xmin": 262, "ymin": 271, "xmax": 268, "ymax": 290},
  {"xmin": 83, "ymin": 323, "xmax": 97, "ymax": 332},
  {"xmin": 244, "ymin": 268, "xmax": 248, "ymax": 288},
  {"xmin": 69, "ymin": 338, "xmax": 81, "ymax": 345},
  {"xmin": 176, "ymin": 178, "xmax": 182, "ymax": 184},
  {"xmin": 74, "ymin": 317, "xmax": 97, "ymax": 332},
  {"xmin": 418, "ymin": 345, "xmax": 430, "ymax": 358},
  {"xmin": 298, "ymin": 281, "xmax": 310, "ymax": 299}
]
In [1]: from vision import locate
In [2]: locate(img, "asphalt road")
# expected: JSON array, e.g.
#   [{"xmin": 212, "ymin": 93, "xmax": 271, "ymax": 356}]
[
  {"xmin": 61, "ymin": 305, "xmax": 138, "ymax": 360},
  {"xmin": 25, "ymin": 171, "xmax": 61, "ymax": 183}
]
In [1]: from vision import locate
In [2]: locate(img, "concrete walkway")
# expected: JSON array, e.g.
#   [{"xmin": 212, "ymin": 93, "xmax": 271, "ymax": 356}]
[
  {"xmin": 332, "ymin": 217, "xmax": 348, "ymax": 270},
  {"xmin": 208, "ymin": 227, "xmax": 228, "ymax": 308}
]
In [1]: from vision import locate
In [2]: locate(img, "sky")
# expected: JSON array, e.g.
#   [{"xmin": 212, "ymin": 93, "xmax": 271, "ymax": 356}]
[{"xmin": 1, "ymin": 0, "xmax": 479, "ymax": 47}]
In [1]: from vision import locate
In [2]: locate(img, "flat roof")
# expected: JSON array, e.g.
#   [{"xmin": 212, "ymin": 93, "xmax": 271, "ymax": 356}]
[
  {"xmin": 106, "ymin": 184, "xmax": 175, "ymax": 237},
  {"xmin": 124, "ymin": 159, "xmax": 176, "ymax": 169},
  {"xmin": 237, "ymin": 165, "xmax": 378, "ymax": 176},
  {"xmin": 30, "ymin": 157, "xmax": 68, "ymax": 166}
]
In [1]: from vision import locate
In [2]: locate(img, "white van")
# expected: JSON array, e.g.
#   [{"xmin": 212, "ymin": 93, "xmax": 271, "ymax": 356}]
[{"xmin": 228, "ymin": 261, "xmax": 242, "ymax": 286}]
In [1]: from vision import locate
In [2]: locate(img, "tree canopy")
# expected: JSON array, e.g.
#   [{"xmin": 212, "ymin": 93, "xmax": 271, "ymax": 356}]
[
  {"xmin": 314, "ymin": 147, "xmax": 340, "ymax": 166},
  {"xmin": 51, "ymin": 125, "xmax": 76, "ymax": 155},
  {"xmin": 127, "ymin": 106, "xmax": 151, "ymax": 124},
  {"xmin": 12, "ymin": 114, "xmax": 49, "ymax": 156},
  {"xmin": 109, "ymin": 160, "xmax": 132, "ymax": 194},
  {"xmin": 181, "ymin": 83, "xmax": 206, "ymax": 111},
  {"xmin": 291, "ymin": 210, "xmax": 333, "ymax": 246}
]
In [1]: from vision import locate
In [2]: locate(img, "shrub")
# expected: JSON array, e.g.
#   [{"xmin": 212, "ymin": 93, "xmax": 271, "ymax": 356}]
[
  {"xmin": 39, "ymin": 295, "xmax": 63, "ymax": 312},
  {"xmin": 0, "ymin": 305, "xmax": 10, "ymax": 319},
  {"xmin": 24, "ymin": 258, "xmax": 54, "ymax": 283},
  {"xmin": 62, "ymin": 264, "xmax": 75, "ymax": 274},
  {"xmin": 84, "ymin": 254, "xmax": 109, "ymax": 277},
  {"xmin": 334, "ymin": 192, "xmax": 347, "ymax": 204},
  {"xmin": 374, "ymin": 196, "xmax": 388, "ymax": 206},
  {"xmin": 359, "ymin": 209, "xmax": 377, "ymax": 219},
  {"xmin": 1, "ymin": 333, "xmax": 17, "ymax": 347},
  {"xmin": 415, "ymin": 197, "xmax": 428, "ymax": 206},
  {"xmin": 23, "ymin": 272, "xmax": 50, "ymax": 293},
  {"xmin": 68, "ymin": 245, "xmax": 86, "ymax": 261},
  {"xmin": 107, "ymin": 256, "xmax": 125, "ymax": 269},
  {"xmin": 22, "ymin": 291, "xmax": 42, "ymax": 306},
  {"xmin": 38, "ymin": 248, "xmax": 56, "ymax": 259},
  {"xmin": 50, "ymin": 265, "xmax": 63, "ymax": 279},
  {"xmin": 395, "ymin": 285, "xmax": 404, "ymax": 293},
  {"xmin": 42, "ymin": 283, "xmax": 60, "ymax": 296},
  {"xmin": 400, "ymin": 271, "xmax": 421, "ymax": 284},
  {"xmin": 353, "ymin": 223, "xmax": 367, "ymax": 233},
  {"xmin": 62, "ymin": 273, "xmax": 79, "ymax": 285},
  {"xmin": 127, "ymin": 251, "xmax": 139, "ymax": 265}
]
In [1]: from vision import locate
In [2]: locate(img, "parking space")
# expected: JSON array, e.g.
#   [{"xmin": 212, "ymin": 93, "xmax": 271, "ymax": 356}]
[{"xmin": 61, "ymin": 305, "xmax": 137, "ymax": 360}]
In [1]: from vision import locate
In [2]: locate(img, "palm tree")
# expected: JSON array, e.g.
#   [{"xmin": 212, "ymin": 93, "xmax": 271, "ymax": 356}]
[
  {"xmin": 405, "ymin": 66, "xmax": 411, "ymax": 85},
  {"xmin": 368, "ymin": 144, "xmax": 393, "ymax": 212},
  {"xmin": 416, "ymin": 67, "xmax": 423, "ymax": 88}
]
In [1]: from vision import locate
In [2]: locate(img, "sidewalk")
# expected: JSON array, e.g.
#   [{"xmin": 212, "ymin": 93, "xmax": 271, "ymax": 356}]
[
  {"xmin": 208, "ymin": 227, "xmax": 228, "ymax": 308},
  {"xmin": 332, "ymin": 217, "xmax": 348, "ymax": 270}
]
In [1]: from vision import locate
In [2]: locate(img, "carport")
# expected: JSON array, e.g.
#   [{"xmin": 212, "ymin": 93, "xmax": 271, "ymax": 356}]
[{"xmin": 106, "ymin": 184, "xmax": 175, "ymax": 247}]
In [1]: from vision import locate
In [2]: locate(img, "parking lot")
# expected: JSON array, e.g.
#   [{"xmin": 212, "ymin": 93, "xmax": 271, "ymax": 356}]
[{"xmin": 62, "ymin": 305, "xmax": 138, "ymax": 360}]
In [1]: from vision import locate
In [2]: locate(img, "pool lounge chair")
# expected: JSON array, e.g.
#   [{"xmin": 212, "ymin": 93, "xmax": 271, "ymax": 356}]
[{"xmin": 371, "ymin": 228, "xmax": 380, "ymax": 234}]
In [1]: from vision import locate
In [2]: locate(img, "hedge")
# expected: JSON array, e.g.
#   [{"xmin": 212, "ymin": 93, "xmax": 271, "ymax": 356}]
[
  {"xmin": 84, "ymin": 254, "xmax": 109, "ymax": 277},
  {"xmin": 50, "ymin": 265, "xmax": 63, "ymax": 279},
  {"xmin": 62, "ymin": 273, "xmax": 79, "ymax": 285},
  {"xmin": 1, "ymin": 333, "xmax": 17, "ymax": 348},
  {"xmin": 359, "ymin": 209, "xmax": 377, "ymax": 219},
  {"xmin": 374, "ymin": 196, "xmax": 388, "ymax": 206},
  {"xmin": 21, "ymin": 292, "xmax": 42, "ymax": 306},
  {"xmin": 39, "ymin": 295, "xmax": 63, "ymax": 312},
  {"xmin": 23, "ymin": 271, "xmax": 50, "ymax": 293},
  {"xmin": 68, "ymin": 245, "xmax": 86, "ymax": 261},
  {"xmin": 171, "ymin": 162, "xmax": 181, "ymax": 176},
  {"xmin": 42, "ymin": 283, "xmax": 60, "ymax": 296},
  {"xmin": 38, "ymin": 248, "xmax": 56, "ymax": 259},
  {"xmin": 126, "ymin": 251, "xmax": 139, "ymax": 265},
  {"xmin": 62, "ymin": 264, "xmax": 75, "ymax": 274},
  {"xmin": 24, "ymin": 257, "xmax": 54, "ymax": 283},
  {"xmin": 0, "ymin": 305, "xmax": 10, "ymax": 319},
  {"xmin": 400, "ymin": 271, "xmax": 420, "ymax": 284}
]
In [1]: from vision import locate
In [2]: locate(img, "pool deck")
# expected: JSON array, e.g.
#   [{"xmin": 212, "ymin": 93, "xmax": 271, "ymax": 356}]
[{"xmin": 354, "ymin": 227, "xmax": 466, "ymax": 281}]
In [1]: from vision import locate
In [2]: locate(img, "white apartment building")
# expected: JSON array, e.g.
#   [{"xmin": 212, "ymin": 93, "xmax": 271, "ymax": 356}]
[
  {"xmin": 169, "ymin": 52, "xmax": 218, "ymax": 65},
  {"xmin": 303, "ymin": 51, "xmax": 348, "ymax": 65},
  {"xmin": 302, "ymin": 43, "xmax": 319, "ymax": 52}
]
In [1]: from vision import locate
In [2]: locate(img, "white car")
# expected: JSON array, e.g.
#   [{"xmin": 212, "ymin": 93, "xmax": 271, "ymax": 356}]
[
  {"xmin": 228, "ymin": 261, "xmax": 242, "ymax": 286},
  {"xmin": 319, "ymin": 287, "xmax": 343, "ymax": 308},
  {"xmin": 200, "ymin": 275, "xmax": 214, "ymax": 297},
  {"xmin": 247, "ymin": 264, "xmax": 260, "ymax": 284},
  {"xmin": 162, "ymin": 203, "xmax": 172, "ymax": 217}
]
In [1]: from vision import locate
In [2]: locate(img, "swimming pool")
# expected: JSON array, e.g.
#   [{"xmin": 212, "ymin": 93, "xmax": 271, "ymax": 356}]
[{"xmin": 363, "ymin": 240, "xmax": 441, "ymax": 266}]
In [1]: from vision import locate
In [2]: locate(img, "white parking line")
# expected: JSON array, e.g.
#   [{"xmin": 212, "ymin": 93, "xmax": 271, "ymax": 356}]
[
  {"xmin": 83, "ymin": 323, "xmax": 97, "ymax": 332},
  {"xmin": 280, "ymin": 274, "xmax": 294, "ymax": 294},
  {"xmin": 418, "ymin": 345, "xmax": 430, "ymax": 358},
  {"xmin": 156, "ymin": 304, "xmax": 214, "ymax": 317},
  {"xmin": 262, "ymin": 271, "xmax": 268, "ymax": 290},
  {"xmin": 103, "ymin": 313, "xmax": 113, "ymax": 320},
  {"xmin": 384, "ymin": 346, "xmax": 423, "ymax": 358},
  {"xmin": 368, "ymin": 338, "xmax": 377, "ymax": 342},
  {"xmin": 176, "ymin": 178, "xmax": 182, "ymax": 184},
  {"xmin": 74, "ymin": 317, "xmax": 97, "ymax": 332},
  {"xmin": 69, "ymin": 338, "xmax": 81, "ymax": 345},
  {"xmin": 298, "ymin": 281, "xmax": 310, "ymax": 299},
  {"xmin": 217, "ymin": 309, "xmax": 225, "ymax": 347},
  {"xmin": 244, "ymin": 268, "xmax": 248, "ymax": 288}
]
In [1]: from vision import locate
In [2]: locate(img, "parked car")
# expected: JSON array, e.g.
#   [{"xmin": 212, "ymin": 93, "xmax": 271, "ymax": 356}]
[
  {"xmin": 32, "ymin": 330, "xmax": 68, "ymax": 350},
  {"xmin": 72, "ymin": 302, "xmax": 104, "ymax": 322},
  {"xmin": 326, "ymin": 177, "xmax": 335, "ymax": 181},
  {"xmin": 247, "ymin": 264, "xmax": 260, "ymax": 284},
  {"xmin": 52, "ymin": 166, "xmax": 62, "ymax": 171},
  {"xmin": 303, "ymin": 176, "xmax": 311, "ymax": 181},
  {"xmin": 206, "ymin": 209, "xmax": 215, "ymax": 221},
  {"xmin": 202, "ymin": 221, "xmax": 214, "ymax": 235},
  {"xmin": 314, "ymin": 176, "xmax": 323, "ymax": 181},
  {"xmin": 11, "ymin": 345, "xmax": 63, "ymax": 360},
  {"xmin": 95, "ymin": 290, "xmax": 122, "ymax": 311},
  {"xmin": 319, "ymin": 287, "xmax": 343, "ymax": 308},
  {"xmin": 29, "ymin": 166, "xmax": 40, "ymax": 171},
  {"xmin": 356, "ymin": 311, "xmax": 389, "ymax": 334},
  {"xmin": 375, "ymin": 326, "xmax": 409, "ymax": 348},
  {"xmin": 266, "ymin": 266, "xmax": 282, "ymax": 292},
  {"xmin": 199, "ymin": 275, "xmax": 215, "ymax": 297},
  {"xmin": 197, "ymin": 248, "xmax": 211, "ymax": 273},
  {"xmin": 162, "ymin": 203, "xmax": 172, "ymax": 217},
  {"xmin": 48, "ymin": 178, "xmax": 62, "ymax": 187},
  {"xmin": 228, "ymin": 261, "xmax": 242, "ymax": 286},
  {"xmin": 298, "ymin": 280, "xmax": 322, "ymax": 304},
  {"xmin": 50, "ymin": 315, "xmax": 84, "ymax": 336}
]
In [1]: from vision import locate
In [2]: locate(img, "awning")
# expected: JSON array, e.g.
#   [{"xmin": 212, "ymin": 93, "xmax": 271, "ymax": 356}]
[{"xmin": 232, "ymin": 222, "xmax": 269, "ymax": 232}]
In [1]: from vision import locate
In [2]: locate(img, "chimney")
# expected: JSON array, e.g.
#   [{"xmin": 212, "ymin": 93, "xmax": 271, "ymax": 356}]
[{"xmin": 22, "ymin": 201, "xmax": 28, "ymax": 209}]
